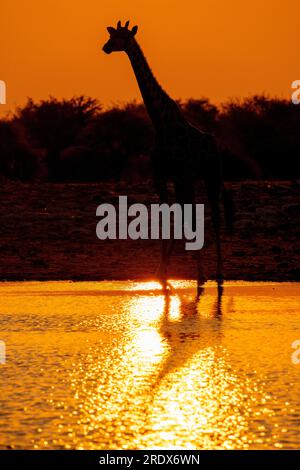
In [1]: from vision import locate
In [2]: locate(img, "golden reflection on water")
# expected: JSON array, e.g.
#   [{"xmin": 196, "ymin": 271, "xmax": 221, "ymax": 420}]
[{"xmin": 0, "ymin": 281, "xmax": 299, "ymax": 449}]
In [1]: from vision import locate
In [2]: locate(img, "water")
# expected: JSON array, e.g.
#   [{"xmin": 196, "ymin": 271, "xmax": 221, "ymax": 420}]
[{"xmin": 0, "ymin": 281, "xmax": 299, "ymax": 450}]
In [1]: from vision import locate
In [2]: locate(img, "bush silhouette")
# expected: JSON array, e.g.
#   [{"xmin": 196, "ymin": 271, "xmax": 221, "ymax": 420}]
[
  {"xmin": 0, "ymin": 120, "xmax": 37, "ymax": 180},
  {"xmin": 16, "ymin": 96, "xmax": 100, "ymax": 180},
  {"xmin": 1, "ymin": 94, "xmax": 299, "ymax": 182}
]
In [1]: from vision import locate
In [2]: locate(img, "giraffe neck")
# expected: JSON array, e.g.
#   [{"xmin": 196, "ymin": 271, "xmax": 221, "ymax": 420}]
[{"xmin": 125, "ymin": 39, "xmax": 184, "ymax": 129}]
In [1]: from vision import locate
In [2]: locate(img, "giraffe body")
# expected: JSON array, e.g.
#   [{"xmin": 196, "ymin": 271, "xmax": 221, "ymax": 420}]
[{"xmin": 103, "ymin": 21, "xmax": 232, "ymax": 286}]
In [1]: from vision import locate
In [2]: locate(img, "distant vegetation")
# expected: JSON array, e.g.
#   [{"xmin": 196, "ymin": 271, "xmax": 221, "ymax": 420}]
[{"xmin": 0, "ymin": 95, "xmax": 299, "ymax": 182}]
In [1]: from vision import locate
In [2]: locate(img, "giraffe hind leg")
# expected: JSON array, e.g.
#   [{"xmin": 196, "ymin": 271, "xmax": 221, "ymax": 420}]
[
  {"xmin": 211, "ymin": 201, "xmax": 223, "ymax": 285},
  {"xmin": 206, "ymin": 180, "xmax": 223, "ymax": 286},
  {"xmin": 174, "ymin": 179, "xmax": 207, "ymax": 294}
]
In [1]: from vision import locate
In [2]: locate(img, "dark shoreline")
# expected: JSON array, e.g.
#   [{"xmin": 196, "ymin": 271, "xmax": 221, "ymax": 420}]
[{"xmin": 0, "ymin": 181, "xmax": 299, "ymax": 283}]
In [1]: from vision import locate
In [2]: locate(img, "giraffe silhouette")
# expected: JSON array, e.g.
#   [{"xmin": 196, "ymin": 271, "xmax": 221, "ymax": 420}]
[{"xmin": 102, "ymin": 21, "xmax": 234, "ymax": 289}]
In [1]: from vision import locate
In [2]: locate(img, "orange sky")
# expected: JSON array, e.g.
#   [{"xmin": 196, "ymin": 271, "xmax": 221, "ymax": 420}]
[{"xmin": 1, "ymin": 0, "xmax": 299, "ymax": 116}]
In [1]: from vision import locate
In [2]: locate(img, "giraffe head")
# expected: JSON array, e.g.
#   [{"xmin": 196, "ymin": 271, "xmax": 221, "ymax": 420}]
[{"xmin": 102, "ymin": 20, "xmax": 138, "ymax": 54}]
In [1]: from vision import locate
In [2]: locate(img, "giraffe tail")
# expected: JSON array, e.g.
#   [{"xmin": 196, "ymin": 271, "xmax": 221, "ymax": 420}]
[{"xmin": 222, "ymin": 185, "xmax": 234, "ymax": 235}]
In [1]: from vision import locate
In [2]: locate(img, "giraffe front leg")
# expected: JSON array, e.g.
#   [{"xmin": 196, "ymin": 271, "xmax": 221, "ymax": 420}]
[
  {"xmin": 156, "ymin": 239, "xmax": 174, "ymax": 291},
  {"xmin": 206, "ymin": 174, "xmax": 224, "ymax": 288},
  {"xmin": 211, "ymin": 201, "xmax": 223, "ymax": 287},
  {"xmin": 153, "ymin": 174, "xmax": 173, "ymax": 289}
]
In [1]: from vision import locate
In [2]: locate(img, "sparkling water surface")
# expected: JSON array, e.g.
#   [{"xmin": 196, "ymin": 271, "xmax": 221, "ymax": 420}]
[{"xmin": 0, "ymin": 281, "xmax": 299, "ymax": 449}]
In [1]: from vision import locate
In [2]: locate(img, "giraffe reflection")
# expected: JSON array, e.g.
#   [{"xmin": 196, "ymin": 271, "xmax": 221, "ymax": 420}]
[{"xmin": 152, "ymin": 284, "xmax": 224, "ymax": 395}]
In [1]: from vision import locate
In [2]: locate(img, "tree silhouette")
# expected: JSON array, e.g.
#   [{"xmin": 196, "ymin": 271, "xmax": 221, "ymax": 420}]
[
  {"xmin": 0, "ymin": 95, "xmax": 299, "ymax": 182},
  {"xmin": 16, "ymin": 96, "xmax": 100, "ymax": 180},
  {"xmin": 0, "ymin": 120, "xmax": 37, "ymax": 180}
]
